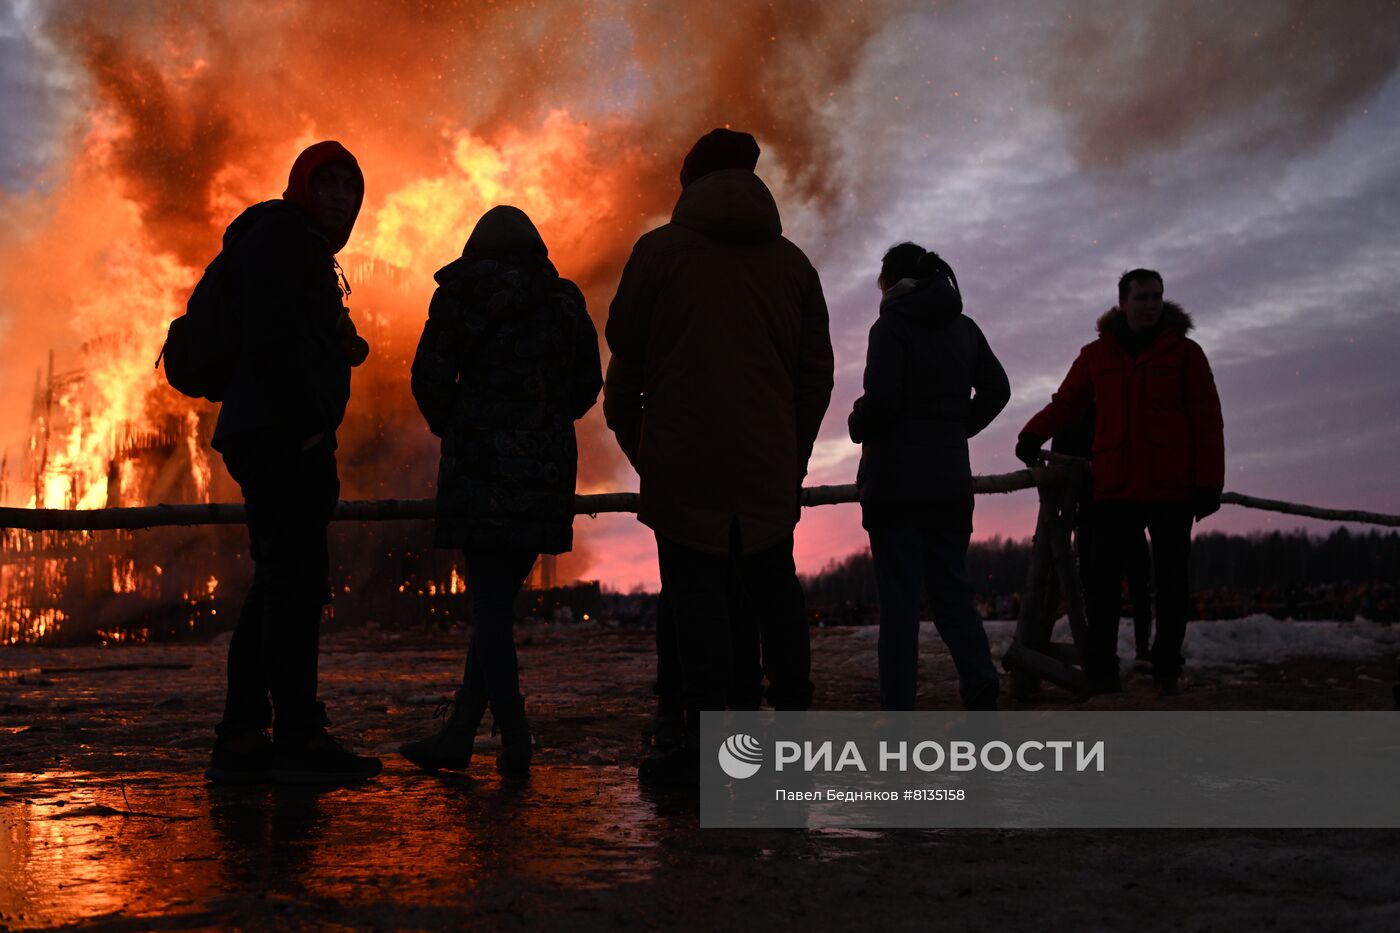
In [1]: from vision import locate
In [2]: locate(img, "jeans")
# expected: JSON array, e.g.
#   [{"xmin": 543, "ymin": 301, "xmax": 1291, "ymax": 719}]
[
  {"xmin": 217, "ymin": 434, "xmax": 339, "ymax": 740},
  {"xmin": 1084, "ymin": 500, "xmax": 1193, "ymax": 681},
  {"xmin": 460, "ymin": 548, "xmax": 539, "ymax": 707},
  {"xmin": 868, "ymin": 524, "xmax": 999, "ymax": 710},
  {"xmin": 655, "ymin": 525, "xmax": 813, "ymax": 720}
]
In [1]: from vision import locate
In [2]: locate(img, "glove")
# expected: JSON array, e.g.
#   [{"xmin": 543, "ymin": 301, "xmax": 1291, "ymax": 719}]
[
  {"xmin": 1192, "ymin": 487, "xmax": 1221, "ymax": 522},
  {"xmin": 1015, "ymin": 432, "xmax": 1044, "ymax": 468}
]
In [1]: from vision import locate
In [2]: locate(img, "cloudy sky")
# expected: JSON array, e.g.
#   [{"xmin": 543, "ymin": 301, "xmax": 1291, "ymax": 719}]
[{"xmin": 2, "ymin": 1, "xmax": 1398, "ymax": 589}]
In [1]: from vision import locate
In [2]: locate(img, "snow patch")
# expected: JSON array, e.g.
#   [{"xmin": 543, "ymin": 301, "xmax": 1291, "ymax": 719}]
[{"xmin": 856, "ymin": 615, "xmax": 1400, "ymax": 668}]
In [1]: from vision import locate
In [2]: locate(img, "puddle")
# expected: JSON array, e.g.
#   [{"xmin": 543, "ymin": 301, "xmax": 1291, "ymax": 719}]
[{"xmin": 0, "ymin": 766, "xmax": 679, "ymax": 928}]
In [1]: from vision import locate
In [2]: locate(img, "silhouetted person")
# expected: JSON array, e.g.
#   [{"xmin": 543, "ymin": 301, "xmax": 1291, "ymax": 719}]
[
  {"xmin": 401, "ymin": 205, "xmax": 601, "ymax": 778},
  {"xmin": 1018, "ymin": 269, "xmax": 1224, "ymax": 697},
  {"xmin": 605, "ymin": 128, "xmax": 834, "ymax": 785},
  {"xmin": 1052, "ymin": 408, "xmax": 1155, "ymax": 665},
  {"xmin": 206, "ymin": 141, "xmax": 378, "ymax": 784},
  {"xmin": 848, "ymin": 244, "xmax": 1009, "ymax": 710}
]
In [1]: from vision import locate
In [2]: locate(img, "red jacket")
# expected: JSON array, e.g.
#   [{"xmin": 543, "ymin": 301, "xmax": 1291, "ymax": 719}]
[{"xmin": 1023, "ymin": 302, "xmax": 1224, "ymax": 502}]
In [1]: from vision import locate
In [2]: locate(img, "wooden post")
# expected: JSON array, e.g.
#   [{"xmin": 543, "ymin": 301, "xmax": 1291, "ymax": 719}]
[
  {"xmin": 1049, "ymin": 478, "xmax": 1087, "ymax": 660},
  {"xmin": 1002, "ymin": 465, "xmax": 1089, "ymax": 698}
]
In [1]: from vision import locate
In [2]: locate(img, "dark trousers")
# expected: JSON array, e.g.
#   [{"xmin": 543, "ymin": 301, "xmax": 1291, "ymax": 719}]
[
  {"xmin": 460, "ymin": 548, "xmax": 538, "ymax": 709},
  {"xmin": 868, "ymin": 524, "xmax": 999, "ymax": 710},
  {"xmin": 1075, "ymin": 503, "xmax": 1154, "ymax": 656},
  {"xmin": 655, "ymin": 585, "xmax": 765, "ymax": 711},
  {"xmin": 655, "ymin": 527, "xmax": 813, "ymax": 721},
  {"xmin": 1085, "ymin": 500, "xmax": 1193, "ymax": 681},
  {"xmin": 218, "ymin": 435, "xmax": 339, "ymax": 741}
]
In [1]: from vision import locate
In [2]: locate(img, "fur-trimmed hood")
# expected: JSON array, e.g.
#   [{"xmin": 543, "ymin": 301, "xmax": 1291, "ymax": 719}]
[{"xmin": 1095, "ymin": 300, "xmax": 1192, "ymax": 335}]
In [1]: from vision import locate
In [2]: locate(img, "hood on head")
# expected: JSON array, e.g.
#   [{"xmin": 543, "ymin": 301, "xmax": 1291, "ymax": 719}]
[
  {"xmin": 283, "ymin": 140, "xmax": 364, "ymax": 253},
  {"xmin": 434, "ymin": 205, "xmax": 555, "ymax": 287},
  {"xmin": 671, "ymin": 169, "xmax": 782, "ymax": 245},
  {"xmin": 461, "ymin": 205, "xmax": 549, "ymax": 259},
  {"xmin": 1095, "ymin": 300, "xmax": 1193, "ymax": 335}
]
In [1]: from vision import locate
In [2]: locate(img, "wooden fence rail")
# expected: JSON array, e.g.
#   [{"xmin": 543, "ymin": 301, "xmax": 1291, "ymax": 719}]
[{"xmin": 0, "ymin": 465, "xmax": 1396, "ymax": 531}]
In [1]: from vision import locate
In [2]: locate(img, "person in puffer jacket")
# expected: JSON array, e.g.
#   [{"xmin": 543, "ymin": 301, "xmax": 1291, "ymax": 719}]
[
  {"xmin": 1018, "ymin": 268, "xmax": 1225, "ymax": 698},
  {"xmin": 849, "ymin": 242, "xmax": 1010, "ymax": 711},
  {"xmin": 400, "ymin": 205, "xmax": 602, "ymax": 778}
]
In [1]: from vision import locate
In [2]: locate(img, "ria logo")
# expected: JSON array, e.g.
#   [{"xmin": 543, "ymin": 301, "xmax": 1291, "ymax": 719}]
[{"xmin": 717, "ymin": 733, "xmax": 764, "ymax": 779}]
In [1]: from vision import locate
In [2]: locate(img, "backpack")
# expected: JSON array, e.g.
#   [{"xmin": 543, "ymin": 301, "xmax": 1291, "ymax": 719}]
[{"xmin": 155, "ymin": 201, "xmax": 292, "ymax": 402}]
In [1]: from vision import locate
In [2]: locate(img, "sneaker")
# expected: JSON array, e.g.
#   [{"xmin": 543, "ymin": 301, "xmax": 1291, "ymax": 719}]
[
  {"xmin": 205, "ymin": 729, "xmax": 273, "ymax": 784},
  {"xmin": 399, "ymin": 697, "xmax": 485, "ymax": 772},
  {"xmin": 268, "ymin": 730, "xmax": 382, "ymax": 784},
  {"xmin": 1155, "ymin": 676, "xmax": 1183, "ymax": 698}
]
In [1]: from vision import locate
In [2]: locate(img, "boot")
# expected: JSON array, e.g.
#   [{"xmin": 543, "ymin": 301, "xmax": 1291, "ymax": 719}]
[
  {"xmin": 646, "ymin": 697, "xmax": 687, "ymax": 753},
  {"xmin": 399, "ymin": 694, "xmax": 488, "ymax": 772},
  {"xmin": 638, "ymin": 706, "xmax": 701, "ymax": 788},
  {"xmin": 491, "ymin": 696, "xmax": 532, "ymax": 778}
]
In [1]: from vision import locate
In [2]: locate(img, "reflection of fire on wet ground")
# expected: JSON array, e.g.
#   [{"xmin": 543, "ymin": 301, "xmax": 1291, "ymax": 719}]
[
  {"xmin": 2, "ymin": 767, "xmax": 668, "ymax": 927},
  {"xmin": 3, "ymin": 627, "xmax": 1400, "ymax": 929}
]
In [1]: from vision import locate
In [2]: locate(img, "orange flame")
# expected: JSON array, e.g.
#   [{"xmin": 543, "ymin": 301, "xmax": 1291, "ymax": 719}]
[{"xmin": 0, "ymin": 2, "xmax": 881, "ymax": 636}]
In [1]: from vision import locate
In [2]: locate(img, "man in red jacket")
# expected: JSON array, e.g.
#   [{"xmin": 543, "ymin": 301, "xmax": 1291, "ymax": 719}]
[{"xmin": 1016, "ymin": 269, "xmax": 1224, "ymax": 697}]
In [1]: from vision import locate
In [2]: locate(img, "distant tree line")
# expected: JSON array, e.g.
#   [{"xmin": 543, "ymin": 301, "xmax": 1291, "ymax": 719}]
[{"xmin": 800, "ymin": 528, "xmax": 1400, "ymax": 624}]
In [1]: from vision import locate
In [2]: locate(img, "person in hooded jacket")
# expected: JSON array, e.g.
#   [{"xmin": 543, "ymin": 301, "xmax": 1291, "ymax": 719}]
[
  {"xmin": 605, "ymin": 128, "xmax": 834, "ymax": 784},
  {"xmin": 400, "ymin": 205, "xmax": 602, "ymax": 778},
  {"xmin": 1017, "ymin": 269, "xmax": 1225, "ymax": 697},
  {"xmin": 206, "ymin": 140, "xmax": 378, "ymax": 785},
  {"xmin": 849, "ymin": 243, "xmax": 1010, "ymax": 711}
]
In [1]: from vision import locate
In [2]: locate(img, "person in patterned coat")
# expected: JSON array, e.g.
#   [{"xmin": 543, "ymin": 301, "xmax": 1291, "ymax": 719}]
[{"xmin": 400, "ymin": 205, "xmax": 602, "ymax": 776}]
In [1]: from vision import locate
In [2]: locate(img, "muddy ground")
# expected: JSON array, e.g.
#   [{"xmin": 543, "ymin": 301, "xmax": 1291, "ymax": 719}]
[{"xmin": 2, "ymin": 623, "xmax": 1398, "ymax": 931}]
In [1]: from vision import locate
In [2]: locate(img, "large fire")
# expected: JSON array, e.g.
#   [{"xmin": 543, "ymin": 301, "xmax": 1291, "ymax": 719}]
[{"xmin": 0, "ymin": 1, "xmax": 881, "ymax": 643}]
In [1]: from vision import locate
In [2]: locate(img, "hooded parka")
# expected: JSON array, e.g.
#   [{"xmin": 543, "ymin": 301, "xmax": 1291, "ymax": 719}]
[
  {"xmin": 212, "ymin": 141, "xmax": 364, "ymax": 452},
  {"xmin": 603, "ymin": 169, "xmax": 834, "ymax": 556},
  {"xmin": 1022, "ymin": 301, "xmax": 1224, "ymax": 502},
  {"xmin": 411, "ymin": 206, "xmax": 602, "ymax": 554}
]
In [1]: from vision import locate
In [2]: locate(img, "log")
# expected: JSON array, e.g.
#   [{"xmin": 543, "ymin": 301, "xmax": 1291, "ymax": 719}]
[
  {"xmin": 0, "ymin": 471, "xmax": 1060, "ymax": 531},
  {"xmin": 1006, "ymin": 495, "xmax": 1059, "ymax": 700},
  {"xmin": 1048, "ymin": 484, "xmax": 1087, "ymax": 657},
  {"xmin": 1041, "ymin": 641, "xmax": 1082, "ymax": 666},
  {"xmin": 1, "ymin": 472, "xmax": 1396, "ymax": 531},
  {"xmin": 1002, "ymin": 641, "xmax": 1085, "ymax": 694},
  {"xmin": 1218, "ymin": 492, "xmax": 1400, "ymax": 528},
  {"xmin": 1036, "ymin": 451, "xmax": 1400, "ymax": 527}
]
